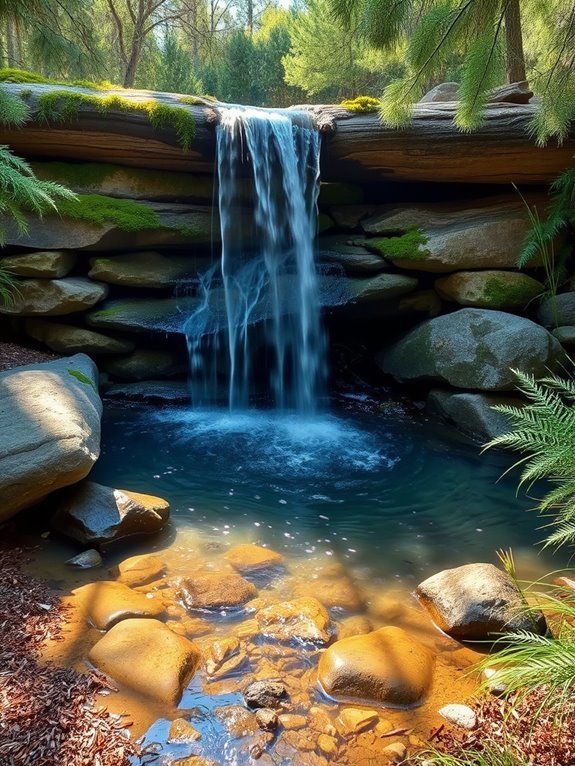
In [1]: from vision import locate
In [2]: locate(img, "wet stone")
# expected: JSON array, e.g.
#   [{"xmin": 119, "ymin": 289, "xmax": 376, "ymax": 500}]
[
  {"xmin": 168, "ymin": 718, "xmax": 202, "ymax": 743},
  {"xmin": 278, "ymin": 714, "xmax": 307, "ymax": 730},
  {"xmin": 73, "ymin": 580, "xmax": 163, "ymax": 630},
  {"xmin": 214, "ymin": 705, "xmax": 258, "ymax": 737},
  {"xmin": 179, "ymin": 573, "xmax": 257, "ymax": 610},
  {"xmin": 116, "ymin": 553, "xmax": 166, "ymax": 587},
  {"xmin": 225, "ymin": 543, "xmax": 284, "ymax": 574},
  {"xmin": 65, "ymin": 549, "xmax": 102, "ymax": 569},
  {"xmin": 255, "ymin": 708, "xmax": 279, "ymax": 731},
  {"xmin": 256, "ymin": 597, "xmax": 331, "ymax": 644},
  {"xmin": 335, "ymin": 708, "xmax": 379, "ymax": 737},
  {"xmin": 244, "ymin": 679, "xmax": 288, "ymax": 709}
]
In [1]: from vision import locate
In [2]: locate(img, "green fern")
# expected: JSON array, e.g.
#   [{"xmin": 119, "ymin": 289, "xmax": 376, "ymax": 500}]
[
  {"xmin": 412, "ymin": 745, "xmax": 526, "ymax": 765},
  {"xmin": 0, "ymin": 145, "xmax": 77, "ymax": 244},
  {"xmin": 484, "ymin": 370, "xmax": 575, "ymax": 549}
]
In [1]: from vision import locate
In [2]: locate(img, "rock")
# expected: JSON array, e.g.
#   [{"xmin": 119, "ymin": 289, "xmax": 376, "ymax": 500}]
[
  {"xmin": 255, "ymin": 709, "xmax": 279, "ymax": 731},
  {"xmin": 0, "ymin": 249, "xmax": 77, "ymax": 277},
  {"xmin": 116, "ymin": 553, "xmax": 166, "ymax": 587},
  {"xmin": 104, "ymin": 380, "xmax": 191, "ymax": 404},
  {"xmin": 88, "ymin": 251, "xmax": 208, "ymax": 287},
  {"xmin": 335, "ymin": 708, "xmax": 379, "ymax": 737},
  {"xmin": 86, "ymin": 296, "xmax": 199, "ymax": 334},
  {"xmin": 0, "ymin": 354, "xmax": 101, "ymax": 521},
  {"xmin": 538, "ymin": 292, "xmax": 575, "ymax": 327},
  {"xmin": 244, "ymin": 679, "xmax": 287, "ymax": 709},
  {"xmin": 347, "ymin": 273, "xmax": 418, "ymax": 302},
  {"xmin": 426, "ymin": 390, "xmax": 518, "ymax": 441},
  {"xmin": 256, "ymin": 598, "xmax": 331, "ymax": 644},
  {"xmin": 318, "ymin": 626, "xmax": 434, "ymax": 706},
  {"xmin": 73, "ymin": 580, "xmax": 163, "ymax": 629},
  {"xmin": 419, "ymin": 82, "xmax": 459, "ymax": 103},
  {"xmin": 0, "ymin": 277, "xmax": 108, "ymax": 316},
  {"xmin": 483, "ymin": 667, "xmax": 508, "ymax": 695},
  {"xmin": 225, "ymin": 544, "xmax": 284, "ymax": 574},
  {"xmin": 552, "ymin": 326, "xmax": 575, "ymax": 347},
  {"xmin": 66, "ymin": 549, "xmax": 102, "ymax": 569},
  {"xmin": 362, "ymin": 196, "xmax": 544, "ymax": 273},
  {"xmin": 2, "ymin": 201, "xmax": 215, "ymax": 251},
  {"xmin": 382, "ymin": 742, "xmax": 407, "ymax": 763},
  {"xmin": 416, "ymin": 563, "xmax": 547, "ymax": 640},
  {"xmin": 278, "ymin": 714, "xmax": 307, "ymax": 730},
  {"xmin": 214, "ymin": 705, "xmax": 258, "ymax": 737},
  {"xmin": 103, "ymin": 350, "xmax": 185, "ymax": 381},
  {"xmin": 318, "ymin": 235, "xmax": 388, "ymax": 274},
  {"xmin": 337, "ymin": 615, "xmax": 373, "ymax": 639},
  {"xmin": 88, "ymin": 617, "xmax": 200, "ymax": 705},
  {"xmin": 24, "ymin": 318, "xmax": 135, "ymax": 355},
  {"xmin": 51, "ymin": 481, "xmax": 170, "ymax": 545},
  {"xmin": 435, "ymin": 270, "xmax": 543, "ymax": 311},
  {"xmin": 420, "ymin": 81, "xmax": 532, "ymax": 105},
  {"xmin": 317, "ymin": 734, "xmax": 338, "ymax": 756},
  {"xmin": 379, "ymin": 308, "xmax": 563, "ymax": 391},
  {"xmin": 179, "ymin": 573, "xmax": 257, "ymax": 610},
  {"xmin": 439, "ymin": 704, "xmax": 477, "ymax": 730},
  {"xmin": 168, "ymin": 718, "xmax": 202, "ymax": 742},
  {"xmin": 205, "ymin": 636, "xmax": 244, "ymax": 676},
  {"xmin": 293, "ymin": 574, "xmax": 363, "ymax": 611}
]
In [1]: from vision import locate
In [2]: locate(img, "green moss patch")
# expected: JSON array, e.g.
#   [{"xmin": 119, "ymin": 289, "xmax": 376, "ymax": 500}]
[
  {"xmin": 483, "ymin": 275, "xmax": 542, "ymax": 307},
  {"xmin": 340, "ymin": 96, "xmax": 381, "ymax": 113},
  {"xmin": 55, "ymin": 194, "xmax": 162, "ymax": 232},
  {"xmin": 368, "ymin": 229, "xmax": 430, "ymax": 260},
  {"xmin": 36, "ymin": 91, "xmax": 195, "ymax": 151},
  {"xmin": 67, "ymin": 368, "xmax": 96, "ymax": 390}
]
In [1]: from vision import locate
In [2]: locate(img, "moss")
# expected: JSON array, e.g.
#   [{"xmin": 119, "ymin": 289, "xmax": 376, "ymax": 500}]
[
  {"xmin": 36, "ymin": 161, "xmax": 121, "ymax": 188},
  {"xmin": 179, "ymin": 94, "xmax": 217, "ymax": 104},
  {"xmin": 482, "ymin": 275, "xmax": 542, "ymax": 308},
  {"xmin": 36, "ymin": 91, "xmax": 195, "ymax": 150},
  {"xmin": 368, "ymin": 229, "xmax": 430, "ymax": 260},
  {"xmin": 340, "ymin": 96, "xmax": 381, "ymax": 113},
  {"xmin": 55, "ymin": 194, "xmax": 162, "ymax": 231},
  {"xmin": 67, "ymin": 368, "xmax": 96, "ymax": 390}
]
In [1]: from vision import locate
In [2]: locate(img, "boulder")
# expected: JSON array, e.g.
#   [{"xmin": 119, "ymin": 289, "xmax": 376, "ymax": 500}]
[
  {"xmin": 1, "ymin": 201, "xmax": 216, "ymax": 251},
  {"xmin": 88, "ymin": 251, "xmax": 209, "ymax": 288},
  {"xmin": 73, "ymin": 580, "xmax": 164, "ymax": 630},
  {"xmin": 318, "ymin": 235, "xmax": 389, "ymax": 274},
  {"xmin": 420, "ymin": 81, "xmax": 532, "ymax": 105},
  {"xmin": 292, "ymin": 574, "xmax": 364, "ymax": 611},
  {"xmin": 0, "ymin": 277, "xmax": 108, "ymax": 316},
  {"xmin": 24, "ymin": 318, "xmax": 135, "ymax": 355},
  {"xmin": 318, "ymin": 626, "xmax": 434, "ymax": 706},
  {"xmin": 552, "ymin": 326, "xmax": 575, "ymax": 347},
  {"xmin": 379, "ymin": 308, "xmax": 563, "ymax": 391},
  {"xmin": 0, "ymin": 249, "xmax": 77, "ymax": 277},
  {"xmin": 435, "ymin": 270, "xmax": 544, "ymax": 311},
  {"xmin": 116, "ymin": 553, "xmax": 166, "ymax": 587},
  {"xmin": 362, "ymin": 196, "xmax": 544, "ymax": 273},
  {"xmin": 256, "ymin": 597, "xmax": 331, "ymax": 644},
  {"xmin": 51, "ymin": 481, "xmax": 170, "ymax": 545},
  {"xmin": 0, "ymin": 354, "xmax": 101, "ymax": 521},
  {"xmin": 103, "ymin": 350, "xmax": 185, "ymax": 381},
  {"xmin": 86, "ymin": 297, "xmax": 199, "ymax": 334},
  {"xmin": 416, "ymin": 562, "xmax": 547, "ymax": 639},
  {"xmin": 178, "ymin": 573, "xmax": 257, "ymax": 610},
  {"xmin": 538, "ymin": 292, "xmax": 575, "ymax": 327},
  {"xmin": 347, "ymin": 273, "xmax": 418, "ymax": 302},
  {"xmin": 225, "ymin": 544, "xmax": 284, "ymax": 574},
  {"xmin": 88, "ymin": 618, "xmax": 201, "ymax": 705},
  {"xmin": 419, "ymin": 82, "xmax": 459, "ymax": 103},
  {"xmin": 426, "ymin": 390, "xmax": 518, "ymax": 441}
]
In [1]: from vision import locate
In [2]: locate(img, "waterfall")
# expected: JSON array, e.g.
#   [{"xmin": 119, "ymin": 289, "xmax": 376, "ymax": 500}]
[{"xmin": 184, "ymin": 106, "xmax": 325, "ymax": 412}]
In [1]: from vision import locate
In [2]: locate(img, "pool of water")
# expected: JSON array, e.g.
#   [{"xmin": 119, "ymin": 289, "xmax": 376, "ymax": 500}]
[{"xmin": 91, "ymin": 401, "xmax": 548, "ymax": 582}]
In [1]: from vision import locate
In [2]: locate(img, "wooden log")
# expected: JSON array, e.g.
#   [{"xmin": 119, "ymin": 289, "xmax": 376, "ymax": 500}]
[{"xmin": 0, "ymin": 85, "xmax": 573, "ymax": 184}]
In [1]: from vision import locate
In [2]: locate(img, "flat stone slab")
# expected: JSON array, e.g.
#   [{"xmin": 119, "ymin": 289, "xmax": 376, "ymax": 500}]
[
  {"xmin": 0, "ymin": 354, "xmax": 102, "ymax": 521},
  {"xmin": 0, "ymin": 277, "xmax": 108, "ymax": 316},
  {"xmin": 88, "ymin": 251, "xmax": 210, "ymax": 287},
  {"xmin": 24, "ymin": 318, "xmax": 135, "ymax": 355},
  {"xmin": 0, "ymin": 249, "xmax": 77, "ymax": 278}
]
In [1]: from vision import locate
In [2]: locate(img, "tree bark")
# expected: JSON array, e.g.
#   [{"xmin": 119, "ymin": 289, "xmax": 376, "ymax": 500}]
[{"xmin": 504, "ymin": 0, "xmax": 527, "ymax": 83}]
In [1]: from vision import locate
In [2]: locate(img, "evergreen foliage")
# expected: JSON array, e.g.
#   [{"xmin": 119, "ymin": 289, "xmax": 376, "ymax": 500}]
[{"xmin": 484, "ymin": 370, "xmax": 575, "ymax": 550}]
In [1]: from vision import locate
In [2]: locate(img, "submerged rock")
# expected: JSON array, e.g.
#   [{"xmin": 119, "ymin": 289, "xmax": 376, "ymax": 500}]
[
  {"xmin": 379, "ymin": 308, "xmax": 563, "ymax": 391},
  {"xmin": 179, "ymin": 573, "xmax": 257, "ymax": 610},
  {"xmin": 0, "ymin": 354, "xmax": 101, "ymax": 522},
  {"xmin": 426, "ymin": 390, "xmax": 519, "ymax": 442},
  {"xmin": 66, "ymin": 549, "xmax": 103, "ymax": 569},
  {"xmin": 51, "ymin": 481, "xmax": 170, "ymax": 545},
  {"xmin": 73, "ymin": 580, "xmax": 164, "ymax": 630},
  {"xmin": 88, "ymin": 617, "xmax": 201, "ymax": 705},
  {"xmin": 416, "ymin": 562, "xmax": 547, "ymax": 640},
  {"xmin": 244, "ymin": 679, "xmax": 288, "ymax": 709},
  {"xmin": 318, "ymin": 626, "xmax": 434, "ymax": 706},
  {"xmin": 256, "ymin": 597, "xmax": 331, "ymax": 644},
  {"xmin": 225, "ymin": 544, "xmax": 284, "ymax": 574}
]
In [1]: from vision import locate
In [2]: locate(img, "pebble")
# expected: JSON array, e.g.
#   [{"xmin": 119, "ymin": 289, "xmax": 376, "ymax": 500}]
[
  {"xmin": 244, "ymin": 679, "xmax": 287, "ymax": 709},
  {"xmin": 65, "ymin": 549, "xmax": 102, "ymax": 569},
  {"xmin": 439, "ymin": 703, "xmax": 477, "ymax": 730},
  {"xmin": 255, "ymin": 708, "xmax": 279, "ymax": 731},
  {"xmin": 278, "ymin": 714, "xmax": 307, "ymax": 730}
]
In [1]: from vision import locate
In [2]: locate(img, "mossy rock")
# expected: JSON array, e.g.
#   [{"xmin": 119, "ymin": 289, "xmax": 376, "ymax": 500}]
[
  {"xmin": 88, "ymin": 251, "xmax": 210, "ymax": 288},
  {"xmin": 367, "ymin": 229, "xmax": 429, "ymax": 261},
  {"xmin": 32, "ymin": 162, "xmax": 214, "ymax": 203},
  {"xmin": 24, "ymin": 318, "xmax": 135, "ymax": 355},
  {"xmin": 0, "ymin": 278, "xmax": 107, "ymax": 316},
  {"xmin": 435, "ymin": 270, "xmax": 544, "ymax": 311}
]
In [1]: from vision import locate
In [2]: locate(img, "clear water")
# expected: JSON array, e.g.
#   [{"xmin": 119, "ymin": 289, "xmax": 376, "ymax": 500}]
[
  {"xmin": 91, "ymin": 403, "xmax": 549, "ymax": 582},
  {"xmin": 185, "ymin": 107, "xmax": 324, "ymax": 412}
]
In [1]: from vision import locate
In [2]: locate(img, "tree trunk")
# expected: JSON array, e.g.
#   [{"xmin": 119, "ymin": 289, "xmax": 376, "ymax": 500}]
[
  {"xmin": 6, "ymin": 19, "xmax": 21, "ymax": 68},
  {"xmin": 504, "ymin": 0, "xmax": 527, "ymax": 83}
]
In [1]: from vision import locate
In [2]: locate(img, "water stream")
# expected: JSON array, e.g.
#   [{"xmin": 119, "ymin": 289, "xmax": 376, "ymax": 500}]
[{"xmin": 185, "ymin": 106, "xmax": 325, "ymax": 411}]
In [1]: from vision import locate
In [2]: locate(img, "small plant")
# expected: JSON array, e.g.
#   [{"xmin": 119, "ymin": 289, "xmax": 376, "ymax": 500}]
[
  {"xmin": 340, "ymin": 95, "xmax": 381, "ymax": 112},
  {"xmin": 0, "ymin": 264, "xmax": 18, "ymax": 305},
  {"xmin": 411, "ymin": 746, "xmax": 526, "ymax": 765}
]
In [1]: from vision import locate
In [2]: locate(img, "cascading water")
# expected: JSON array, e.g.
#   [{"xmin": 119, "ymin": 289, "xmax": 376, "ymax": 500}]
[{"xmin": 184, "ymin": 106, "xmax": 324, "ymax": 412}]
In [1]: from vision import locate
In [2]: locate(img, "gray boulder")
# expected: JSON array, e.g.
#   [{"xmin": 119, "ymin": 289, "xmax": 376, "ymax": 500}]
[
  {"xmin": 0, "ymin": 354, "xmax": 102, "ymax": 521},
  {"xmin": 427, "ymin": 390, "xmax": 520, "ymax": 442},
  {"xmin": 24, "ymin": 318, "xmax": 135, "ymax": 355},
  {"xmin": 88, "ymin": 251, "xmax": 209, "ymax": 288},
  {"xmin": 538, "ymin": 292, "xmax": 575, "ymax": 328},
  {"xmin": 417, "ymin": 563, "xmax": 546, "ymax": 640},
  {"xmin": 51, "ymin": 481, "xmax": 170, "ymax": 545},
  {"xmin": 0, "ymin": 250, "xmax": 77, "ymax": 278},
  {"xmin": 379, "ymin": 308, "xmax": 563, "ymax": 391},
  {"xmin": 0, "ymin": 277, "xmax": 107, "ymax": 316}
]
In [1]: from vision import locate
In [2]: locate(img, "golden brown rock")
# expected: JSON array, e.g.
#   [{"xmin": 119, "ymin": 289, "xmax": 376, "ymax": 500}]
[
  {"xmin": 225, "ymin": 543, "xmax": 284, "ymax": 573},
  {"xmin": 278, "ymin": 714, "xmax": 307, "ymax": 730},
  {"xmin": 168, "ymin": 718, "xmax": 202, "ymax": 742},
  {"xmin": 256, "ymin": 598, "xmax": 331, "ymax": 644},
  {"xmin": 73, "ymin": 580, "xmax": 163, "ymax": 630},
  {"xmin": 318, "ymin": 626, "xmax": 434, "ymax": 706},
  {"xmin": 179, "ymin": 573, "xmax": 257, "ymax": 610},
  {"xmin": 293, "ymin": 575, "xmax": 363, "ymax": 611},
  {"xmin": 88, "ymin": 618, "xmax": 201, "ymax": 705},
  {"xmin": 335, "ymin": 708, "xmax": 379, "ymax": 737},
  {"xmin": 317, "ymin": 734, "xmax": 338, "ymax": 756},
  {"xmin": 116, "ymin": 553, "xmax": 166, "ymax": 587},
  {"xmin": 337, "ymin": 615, "xmax": 373, "ymax": 639}
]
